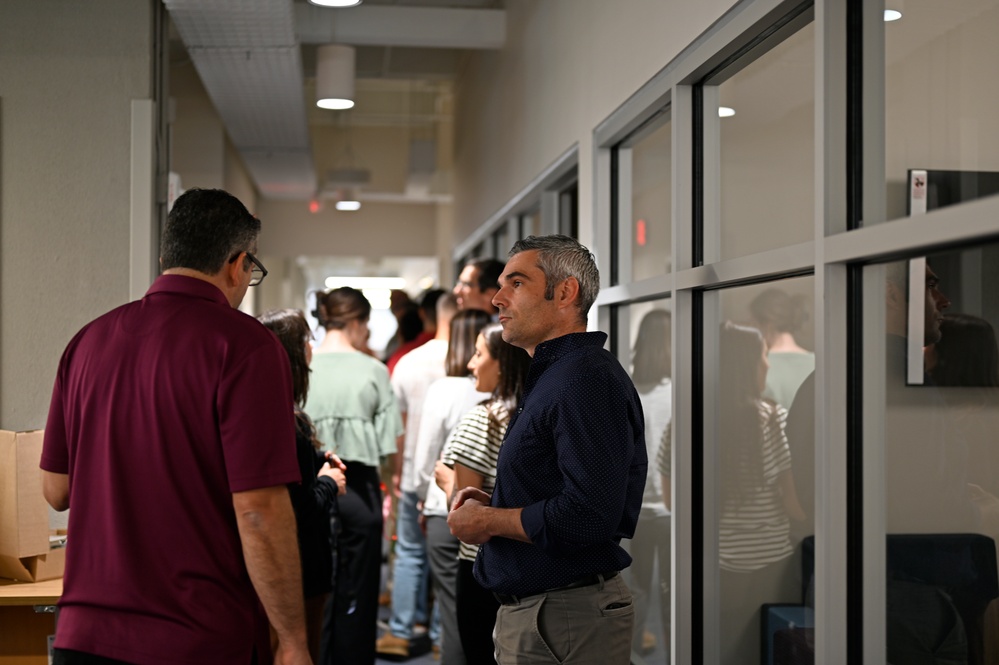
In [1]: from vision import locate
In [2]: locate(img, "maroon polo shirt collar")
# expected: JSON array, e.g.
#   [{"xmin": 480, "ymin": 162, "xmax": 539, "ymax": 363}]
[{"xmin": 147, "ymin": 273, "xmax": 229, "ymax": 306}]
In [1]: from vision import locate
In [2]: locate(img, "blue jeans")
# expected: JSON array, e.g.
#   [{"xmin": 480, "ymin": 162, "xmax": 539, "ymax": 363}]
[{"xmin": 388, "ymin": 491, "xmax": 431, "ymax": 638}]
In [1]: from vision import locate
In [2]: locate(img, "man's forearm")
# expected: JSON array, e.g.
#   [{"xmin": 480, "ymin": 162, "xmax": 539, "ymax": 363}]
[
  {"xmin": 484, "ymin": 506, "xmax": 530, "ymax": 543},
  {"xmin": 233, "ymin": 487, "xmax": 308, "ymax": 649}
]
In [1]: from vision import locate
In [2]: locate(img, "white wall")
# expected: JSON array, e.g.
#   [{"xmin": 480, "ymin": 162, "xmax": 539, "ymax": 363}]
[
  {"xmin": 0, "ymin": 0, "xmax": 156, "ymax": 430},
  {"xmin": 453, "ymin": 0, "xmax": 738, "ymax": 249},
  {"xmin": 256, "ymin": 199, "xmax": 438, "ymax": 258}
]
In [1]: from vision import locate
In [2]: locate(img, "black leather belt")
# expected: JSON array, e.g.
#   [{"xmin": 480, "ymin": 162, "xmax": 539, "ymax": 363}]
[{"xmin": 493, "ymin": 570, "xmax": 620, "ymax": 605}]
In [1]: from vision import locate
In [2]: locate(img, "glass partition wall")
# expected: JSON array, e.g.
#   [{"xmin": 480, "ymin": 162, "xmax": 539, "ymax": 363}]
[{"xmin": 594, "ymin": 1, "xmax": 999, "ymax": 664}]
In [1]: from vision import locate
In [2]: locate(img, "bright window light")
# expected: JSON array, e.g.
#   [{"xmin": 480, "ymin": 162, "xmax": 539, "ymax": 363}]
[
  {"xmin": 884, "ymin": 9, "xmax": 902, "ymax": 21},
  {"xmin": 362, "ymin": 288, "xmax": 392, "ymax": 310},
  {"xmin": 324, "ymin": 276, "xmax": 407, "ymax": 291},
  {"xmin": 317, "ymin": 98, "xmax": 355, "ymax": 110},
  {"xmin": 336, "ymin": 200, "xmax": 361, "ymax": 211},
  {"xmin": 309, "ymin": 0, "xmax": 363, "ymax": 7},
  {"xmin": 718, "ymin": 107, "xmax": 736, "ymax": 118}
]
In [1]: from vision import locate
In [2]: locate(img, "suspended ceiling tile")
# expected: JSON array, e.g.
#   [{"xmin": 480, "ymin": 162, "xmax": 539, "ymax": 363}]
[{"xmin": 188, "ymin": 46, "xmax": 311, "ymax": 149}]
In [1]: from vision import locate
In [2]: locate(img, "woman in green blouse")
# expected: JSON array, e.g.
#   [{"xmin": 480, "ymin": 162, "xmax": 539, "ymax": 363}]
[{"xmin": 306, "ymin": 286, "xmax": 404, "ymax": 665}]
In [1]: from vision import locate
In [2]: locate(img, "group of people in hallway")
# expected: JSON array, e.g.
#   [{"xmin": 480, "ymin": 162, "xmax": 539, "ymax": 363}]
[
  {"xmin": 35, "ymin": 186, "xmax": 999, "ymax": 665},
  {"xmin": 38, "ymin": 187, "xmax": 648, "ymax": 665}
]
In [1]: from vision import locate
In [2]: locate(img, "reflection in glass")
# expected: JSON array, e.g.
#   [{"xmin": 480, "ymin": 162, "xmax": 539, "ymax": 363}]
[
  {"xmin": 631, "ymin": 119, "xmax": 672, "ymax": 280},
  {"xmin": 885, "ymin": 2, "xmax": 999, "ymax": 222},
  {"xmin": 670, "ymin": 279, "xmax": 814, "ymax": 664},
  {"xmin": 749, "ymin": 288, "xmax": 815, "ymax": 409},
  {"xmin": 624, "ymin": 300, "xmax": 672, "ymax": 663},
  {"xmin": 877, "ymin": 251, "xmax": 999, "ymax": 664},
  {"xmin": 716, "ymin": 23, "xmax": 814, "ymax": 260}
]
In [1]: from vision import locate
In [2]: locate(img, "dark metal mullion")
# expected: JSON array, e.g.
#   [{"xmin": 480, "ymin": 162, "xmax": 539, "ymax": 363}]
[
  {"xmin": 692, "ymin": 86, "xmax": 704, "ymax": 268},
  {"xmin": 610, "ymin": 148, "xmax": 620, "ymax": 286},
  {"xmin": 691, "ymin": 74, "xmax": 705, "ymax": 664},
  {"xmin": 691, "ymin": 290, "xmax": 704, "ymax": 665},
  {"xmin": 845, "ymin": 1, "xmax": 865, "ymax": 661},
  {"xmin": 846, "ymin": 263, "xmax": 864, "ymax": 664},
  {"xmin": 846, "ymin": 0, "xmax": 864, "ymax": 230}
]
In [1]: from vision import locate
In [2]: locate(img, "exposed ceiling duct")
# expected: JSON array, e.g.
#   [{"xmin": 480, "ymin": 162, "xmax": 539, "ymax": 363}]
[
  {"xmin": 163, "ymin": 0, "xmax": 316, "ymax": 200},
  {"xmin": 164, "ymin": 0, "xmax": 506, "ymax": 202}
]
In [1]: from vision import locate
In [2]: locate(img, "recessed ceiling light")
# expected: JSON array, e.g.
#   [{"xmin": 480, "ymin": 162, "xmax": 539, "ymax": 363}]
[
  {"xmin": 884, "ymin": 9, "xmax": 902, "ymax": 21},
  {"xmin": 317, "ymin": 98, "xmax": 355, "ymax": 110},
  {"xmin": 718, "ymin": 107, "xmax": 736, "ymax": 118},
  {"xmin": 309, "ymin": 0, "xmax": 363, "ymax": 7},
  {"xmin": 335, "ymin": 200, "xmax": 361, "ymax": 211}
]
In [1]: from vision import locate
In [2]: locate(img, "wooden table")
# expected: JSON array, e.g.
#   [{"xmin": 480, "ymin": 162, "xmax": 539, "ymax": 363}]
[{"xmin": 0, "ymin": 577, "xmax": 62, "ymax": 665}]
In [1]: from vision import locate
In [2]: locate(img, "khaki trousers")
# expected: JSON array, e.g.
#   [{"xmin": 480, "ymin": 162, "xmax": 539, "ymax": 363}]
[{"xmin": 493, "ymin": 574, "xmax": 634, "ymax": 665}]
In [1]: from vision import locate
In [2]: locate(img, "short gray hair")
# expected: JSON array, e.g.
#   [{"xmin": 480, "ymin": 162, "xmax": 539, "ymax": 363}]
[{"xmin": 509, "ymin": 235, "xmax": 600, "ymax": 322}]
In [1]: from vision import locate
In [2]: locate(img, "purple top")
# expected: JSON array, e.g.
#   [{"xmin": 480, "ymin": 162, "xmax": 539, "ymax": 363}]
[{"xmin": 41, "ymin": 274, "xmax": 300, "ymax": 665}]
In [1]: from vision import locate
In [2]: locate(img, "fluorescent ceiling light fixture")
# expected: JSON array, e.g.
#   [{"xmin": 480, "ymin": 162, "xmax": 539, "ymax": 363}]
[
  {"xmin": 335, "ymin": 200, "xmax": 361, "ymax": 211},
  {"xmin": 325, "ymin": 276, "xmax": 407, "ymax": 290},
  {"xmin": 418, "ymin": 276, "xmax": 436, "ymax": 290},
  {"xmin": 718, "ymin": 107, "xmax": 736, "ymax": 118},
  {"xmin": 317, "ymin": 98, "xmax": 355, "ymax": 110},
  {"xmin": 884, "ymin": 9, "xmax": 902, "ymax": 21},
  {"xmin": 316, "ymin": 45, "xmax": 356, "ymax": 110},
  {"xmin": 309, "ymin": 0, "xmax": 363, "ymax": 7}
]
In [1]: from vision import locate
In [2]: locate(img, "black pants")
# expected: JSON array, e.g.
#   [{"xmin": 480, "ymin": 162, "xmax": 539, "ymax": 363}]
[
  {"xmin": 53, "ymin": 649, "xmax": 258, "ymax": 665},
  {"xmin": 319, "ymin": 463, "xmax": 384, "ymax": 665},
  {"xmin": 53, "ymin": 650, "xmax": 134, "ymax": 665},
  {"xmin": 456, "ymin": 558, "xmax": 500, "ymax": 665}
]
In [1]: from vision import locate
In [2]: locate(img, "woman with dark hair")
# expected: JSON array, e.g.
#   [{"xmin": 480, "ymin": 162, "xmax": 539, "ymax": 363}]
[
  {"xmin": 440, "ymin": 322, "xmax": 531, "ymax": 665},
  {"xmin": 257, "ymin": 309, "xmax": 346, "ymax": 663},
  {"xmin": 628, "ymin": 308, "xmax": 672, "ymax": 656},
  {"xmin": 658, "ymin": 322, "xmax": 804, "ymax": 665},
  {"xmin": 410, "ymin": 308, "xmax": 493, "ymax": 665},
  {"xmin": 305, "ymin": 287, "xmax": 404, "ymax": 665},
  {"xmin": 749, "ymin": 287, "xmax": 814, "ymax": 408}
]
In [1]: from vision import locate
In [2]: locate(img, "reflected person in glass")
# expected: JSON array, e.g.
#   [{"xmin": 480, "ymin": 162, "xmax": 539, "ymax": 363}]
[{"xmin": 628, "ymin": 309, "xmax": 673, "ymax": 658}]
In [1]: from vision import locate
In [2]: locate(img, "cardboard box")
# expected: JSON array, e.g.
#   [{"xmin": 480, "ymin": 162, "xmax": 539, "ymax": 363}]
[
  {"xmin": 0, "ymin": 430, "xmax": 64, "ymax": 582},
  {"xmin": 0, "ymin": 542, "xmax": 65, "ymax": 582},
  {"xmin": 0, "ymin": 430, "xmax": 49, "ymax": 559}
]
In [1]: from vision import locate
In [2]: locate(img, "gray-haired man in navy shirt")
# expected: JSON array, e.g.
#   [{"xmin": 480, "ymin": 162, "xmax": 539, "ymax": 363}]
[{"xmin": 448, "ymin": 235, "xmax": 647, "ymax": 665}]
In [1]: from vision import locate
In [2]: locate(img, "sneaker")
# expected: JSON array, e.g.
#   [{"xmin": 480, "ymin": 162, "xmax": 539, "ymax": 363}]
[{"xmin": 376, "ymin": 632, "xmax": 410, "ymax": 658}]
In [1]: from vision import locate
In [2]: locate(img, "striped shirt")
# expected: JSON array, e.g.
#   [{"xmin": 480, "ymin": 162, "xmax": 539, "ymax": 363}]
[
  {"xmin": 442, "ymin": 400, "xmax": 509, "ymax": 561},
  {"xmin": 658, "ymin": 399, "xmax": 793, "ymax": 572}
]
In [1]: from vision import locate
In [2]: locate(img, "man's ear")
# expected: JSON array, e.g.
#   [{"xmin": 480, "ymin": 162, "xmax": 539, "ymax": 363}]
[
  {"xmin": 225, "ymin": 252, "xmax": 245, "ymax": 286},
  {"xmin": 556, "ymin": 276, "xmax": 581, "ymax": 311}
]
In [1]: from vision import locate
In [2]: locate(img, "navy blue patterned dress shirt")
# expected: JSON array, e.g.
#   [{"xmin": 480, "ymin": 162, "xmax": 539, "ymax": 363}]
[{"xmin": 473, "ymin": 331, "xmax": 647, "ymax": 596}]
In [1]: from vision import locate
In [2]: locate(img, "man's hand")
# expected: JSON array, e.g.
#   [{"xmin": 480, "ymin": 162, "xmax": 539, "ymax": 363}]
[
  {"xmin": 451, "ymin": 486, "xmax": 490, "ymax": 510},
  {"xmin": 447, "ymin": 492, "xmax": 493, "ymax": 545},
  {"xmin": 448, "ymin": 487, "xmax": 531, "ymax": 545}
]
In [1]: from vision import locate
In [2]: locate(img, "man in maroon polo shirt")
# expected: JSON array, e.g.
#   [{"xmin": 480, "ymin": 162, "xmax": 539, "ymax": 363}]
[{"xmin": 40, "ymin": 189, "xmax": 310, "ymax": 665}]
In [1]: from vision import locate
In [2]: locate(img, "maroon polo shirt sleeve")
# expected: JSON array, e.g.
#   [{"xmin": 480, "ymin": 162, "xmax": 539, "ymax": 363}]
[
  {"xmin": 217, "ymin": 336, "xmax": 300, "ymax": 493},
  {"xmin": 40, "ymin": 352, "xmax": 71, "ymax": 474}
]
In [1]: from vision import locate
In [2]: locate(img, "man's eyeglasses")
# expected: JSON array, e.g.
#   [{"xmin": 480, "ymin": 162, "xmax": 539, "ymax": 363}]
[{"xmin": 230, "ymin": 250, "xmax": 268, "ymax": 287}]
